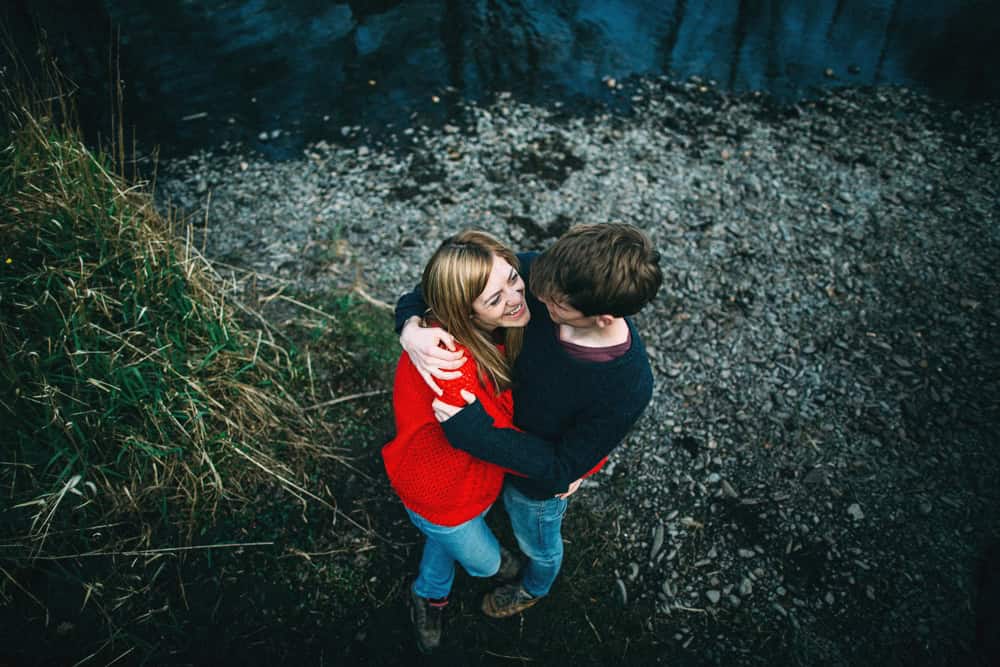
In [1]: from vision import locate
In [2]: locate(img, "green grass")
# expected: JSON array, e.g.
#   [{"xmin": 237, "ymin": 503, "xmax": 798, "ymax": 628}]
[
  {"xmin": 0, "ymin": 47, "xmax": 398, "ymax": 664},
  {"xmin": 0, "ymin": 97, "xmax": 316, "ymax": 548}
]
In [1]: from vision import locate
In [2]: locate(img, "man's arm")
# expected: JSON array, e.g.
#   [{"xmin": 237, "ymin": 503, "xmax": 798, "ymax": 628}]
[
  {"xmin": 395, "ymin": 288, "xmax": 427, "ymax": 334},
  {"xmin": 439, "ymin": 397, "xmax": 647, "ymax": 494},
  {"xmin": 395, "ymin": 288, "xmax": 466, "ymax": 394}
]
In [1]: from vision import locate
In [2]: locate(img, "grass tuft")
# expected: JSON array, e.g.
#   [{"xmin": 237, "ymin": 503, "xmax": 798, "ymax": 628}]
[
  {"xmin": 0, "ymin": 49, "xmax": 322, "ymax": 560},
  {"xmin": 0, "ymin": 39, "xmax": 400, "ymax": 665}
]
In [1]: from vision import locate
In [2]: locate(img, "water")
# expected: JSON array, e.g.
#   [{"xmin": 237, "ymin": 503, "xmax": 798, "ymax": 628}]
[{"xmin": 8, "ymin": 0, "xmax": 999, "ymax": 156}]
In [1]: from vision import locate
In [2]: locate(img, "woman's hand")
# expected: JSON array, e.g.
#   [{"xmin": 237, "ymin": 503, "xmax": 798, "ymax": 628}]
[
  {"xmin": 431, "ymin": 389, "xmax": 476, "ymax": 422},
  {"xmin": 400, "ymin": 317, "xmax": 467, "ymax": 395},
  {"xmin": 555, "ymin": 478, "xmax": 583, "ymax": 499}
]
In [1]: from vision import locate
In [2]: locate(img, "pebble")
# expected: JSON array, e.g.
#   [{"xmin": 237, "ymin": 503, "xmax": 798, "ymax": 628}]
[
  {"xmin": 706, "ymin": 590, "xmax": 721, "ymax": 604},
  {"xmin": 847, "ymin": 503, "xmax": 865, "ymax": 520},
  {"xmin": 615, "ymin": 578, "xmax": 628, "ymax": 606},
  {"xmin": 649, "ymin": 523, "xmax": 665, "ymax": 562}
]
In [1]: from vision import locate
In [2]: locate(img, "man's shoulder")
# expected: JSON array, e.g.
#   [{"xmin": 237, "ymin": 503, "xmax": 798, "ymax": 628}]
[
  {"xmin": 516, "ymin": 251, "xmax": 539, "ymax": 280},
  {"xmin": 516, "ymin": 251, "xmax": 540, "ymax": 263},
  {"xmin": 598, "ymin": 321, "xmax": 654, "ymax": 394},
  {"xmin": 625, "ymin": 317, "xmax": 649, "ymax": 351}
]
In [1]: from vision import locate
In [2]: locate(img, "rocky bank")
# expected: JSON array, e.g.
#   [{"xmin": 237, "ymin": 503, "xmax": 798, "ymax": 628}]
[{"xmin": 156, "ymin": 78, "xmax": 1000, "ymax": 665}]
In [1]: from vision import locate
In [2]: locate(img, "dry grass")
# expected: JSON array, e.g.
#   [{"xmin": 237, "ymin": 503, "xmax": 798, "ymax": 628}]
[
  {"xmin": 0, "ymin": 45, "xmax": 327, "ymax": 566},
  {"xmin": 0, "ymin": 40, "xmax": 405, "ymax": 664}
]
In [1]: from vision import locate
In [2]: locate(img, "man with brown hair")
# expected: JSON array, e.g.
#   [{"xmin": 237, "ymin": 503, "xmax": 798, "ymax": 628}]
[{"xmin": 396, "ymin": 223, "xmax": 662, "ymax": 624}]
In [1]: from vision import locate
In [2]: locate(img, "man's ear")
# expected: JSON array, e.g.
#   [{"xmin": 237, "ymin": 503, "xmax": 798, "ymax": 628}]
[{"xmin": 594, "ymin": 314, "xmax": 616, "ymax": 328}]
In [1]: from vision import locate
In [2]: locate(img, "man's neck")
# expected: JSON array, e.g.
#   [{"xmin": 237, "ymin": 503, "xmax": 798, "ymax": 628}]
[{"xmin": 558, "ymin": 317, "xmax": 629, "ymax": 348}]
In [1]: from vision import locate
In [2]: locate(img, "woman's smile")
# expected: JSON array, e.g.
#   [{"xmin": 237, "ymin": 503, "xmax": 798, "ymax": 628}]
[{"xmin": 503, "ymin": 302, "xmax": 526, "ymax": 318}]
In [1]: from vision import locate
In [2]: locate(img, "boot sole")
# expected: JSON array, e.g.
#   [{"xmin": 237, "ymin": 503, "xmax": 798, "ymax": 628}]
[{"xmin": 481, "ymin": 591, "xmax": 540, "ymax": 618}]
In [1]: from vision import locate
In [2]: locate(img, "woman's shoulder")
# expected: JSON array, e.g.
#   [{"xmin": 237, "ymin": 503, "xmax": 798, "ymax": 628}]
[{"xmin": 437, "ymin": 347, "xmax": 483, "ymax": 405}]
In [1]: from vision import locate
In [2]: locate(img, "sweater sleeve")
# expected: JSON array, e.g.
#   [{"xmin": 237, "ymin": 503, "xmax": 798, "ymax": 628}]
[
  {"xmin": 395, "ymin": 285, "xmax": 427, "ymax": 333},
  {"xmin": 440, "ymin": 389, "xmax": 649, "ymax": 495},
  {"xmin": 436, "ymin": 349, "xmax": 516, "ymax": 431}
]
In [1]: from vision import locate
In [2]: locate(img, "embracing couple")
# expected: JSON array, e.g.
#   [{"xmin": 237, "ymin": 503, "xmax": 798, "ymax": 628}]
[{"xmin": 382, "ymin": 223, "xmax": 662, "ymax": 653}]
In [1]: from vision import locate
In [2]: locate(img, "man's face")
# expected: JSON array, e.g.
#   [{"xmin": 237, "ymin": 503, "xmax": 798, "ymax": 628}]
[{"xmin": 537, "ymin": 294, "xmax": 596, "ymax": 328}]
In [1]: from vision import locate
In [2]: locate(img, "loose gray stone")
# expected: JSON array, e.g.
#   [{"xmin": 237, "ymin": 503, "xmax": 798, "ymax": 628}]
[
  {"xmin": 649, "ymin": 523, "xmax": 665, "ymax": 562},
  {"xmin": 615, "ymin": 578, "xmax": 628, "ymax": 607}
]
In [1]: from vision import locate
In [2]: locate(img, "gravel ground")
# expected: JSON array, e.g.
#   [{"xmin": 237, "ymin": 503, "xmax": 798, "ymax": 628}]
[{"xmin": 156, "ymin": 78, "xmax": 1000, "ymax": 665}]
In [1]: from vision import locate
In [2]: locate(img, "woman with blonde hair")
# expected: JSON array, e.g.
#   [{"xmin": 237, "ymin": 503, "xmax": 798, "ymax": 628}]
[{"xmin": 382, "ymin": 230, "xmax": 530, "ymax": 653}]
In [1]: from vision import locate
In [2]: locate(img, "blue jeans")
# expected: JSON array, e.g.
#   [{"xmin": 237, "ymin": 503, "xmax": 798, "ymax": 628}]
[
  {"xmin": 502, "ymin": 483, "xmax": 568, "ymax": 597},
  {"xmin": 406, "ymin": 507, "xmax": 501, "ymax": 600}
]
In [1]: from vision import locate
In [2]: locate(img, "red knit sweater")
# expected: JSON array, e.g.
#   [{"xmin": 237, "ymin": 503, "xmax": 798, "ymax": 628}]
[{"xmin": 382, "ymin": 345, "xmax": 517, "ymax": 526}]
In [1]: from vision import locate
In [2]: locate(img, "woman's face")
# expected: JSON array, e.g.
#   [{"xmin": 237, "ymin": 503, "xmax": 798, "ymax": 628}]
[{"xmin": 471, "ymin": 255, "xmax": 530, "ymax": 331}]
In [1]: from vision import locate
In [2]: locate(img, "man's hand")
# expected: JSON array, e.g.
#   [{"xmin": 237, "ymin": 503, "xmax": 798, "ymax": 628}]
[
  {"xmin": 400, "ymin": 316, "xmax": 467, "ymax": 395},
  {"xmin": 431, "ymin": 389, "xmax": 476, "ymax": 422},
  {"xmin": 555, "ymin": 478, "xmax": 583, "ymax": 499}
]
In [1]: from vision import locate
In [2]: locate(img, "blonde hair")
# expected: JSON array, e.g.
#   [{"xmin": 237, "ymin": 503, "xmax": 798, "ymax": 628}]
[{"xmin": 421, "ymin": 230, "xmax": 524, "ymax": 391}]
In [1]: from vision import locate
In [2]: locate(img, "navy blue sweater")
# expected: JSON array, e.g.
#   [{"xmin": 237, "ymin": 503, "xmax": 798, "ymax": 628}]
[{"xmin": 395, "ymin": 252, "xmax": 654, "ymax": 499}]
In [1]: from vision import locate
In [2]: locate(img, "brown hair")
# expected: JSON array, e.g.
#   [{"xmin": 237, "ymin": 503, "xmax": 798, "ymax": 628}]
[
  {"xmin": 530, "ymin": 223, "xmax": 662, "ymax": 317},
  {"xmin": 421, "ymin": 230, "xmax": 524, "ymax": 391}
]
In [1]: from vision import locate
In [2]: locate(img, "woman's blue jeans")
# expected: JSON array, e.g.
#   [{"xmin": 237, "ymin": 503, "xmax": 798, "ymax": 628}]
[
  {"xmin": 502, "ymin": 483, "xmax": 568, "ymax": 598},
  {"xmin": 406, "ymin": 506, "xmax": 501, "ymax": 600}
]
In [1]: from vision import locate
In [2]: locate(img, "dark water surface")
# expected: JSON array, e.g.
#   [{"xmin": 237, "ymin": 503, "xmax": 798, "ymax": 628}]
[{"xmin": 8, "ymin": 0, "xmax": 999, "ymax": 156}]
